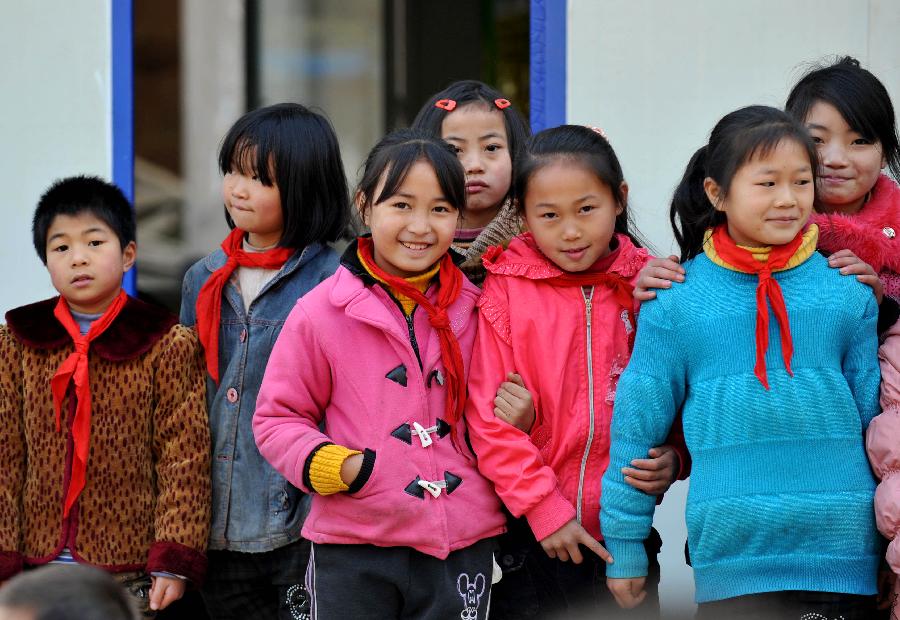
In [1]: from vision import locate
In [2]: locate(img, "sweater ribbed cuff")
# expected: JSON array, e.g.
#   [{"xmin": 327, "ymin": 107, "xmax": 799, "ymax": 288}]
[
  {"xmin": 309, "ymin": 444, "xmax": 361, "ymax": 495},
  {"xmin": 604, "ymin": 538, "xmax": 649, "ymax": 579},
  {"xmin": 524, "ymin": 488, "xmax": 577, "ymax": 541}
]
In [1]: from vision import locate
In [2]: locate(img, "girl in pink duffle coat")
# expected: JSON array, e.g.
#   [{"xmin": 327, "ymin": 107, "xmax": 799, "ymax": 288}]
[{"xmin": 253, "ymin": 129, "xmax": 505, "ymax": 620}]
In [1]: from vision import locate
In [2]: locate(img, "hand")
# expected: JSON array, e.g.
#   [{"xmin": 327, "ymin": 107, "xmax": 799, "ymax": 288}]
[
  {"xmin": 340, "ymin": 453, "xmax": 364, "ymax": 487},
  {"xmin": 622, "ymin": 445, "xmax": 679, "ymax": 495},
  {"xmin": 876, "ymin": 569, "xmax": 896, "ymax": 610},
  {"xmin": 539, "ymin": 519, "xmax": 613, "ymax": 564},
  {"xmin": 828, "ymin": 249, "xmax": 883, "ymax": 304},
  {"xmin": 494, "ymin": 373, "xmax": 535, "ymax": 432},
  {"xmin": 149, "ymin": 575, "xmax": 186, "ymax": 611},
  {"xmin": 607, "ymin": 576, "xmax": 647, "ymax": 609},
  {"xmin": 634, "ymin": 256, "xmax": 685, "ymax": 302}
]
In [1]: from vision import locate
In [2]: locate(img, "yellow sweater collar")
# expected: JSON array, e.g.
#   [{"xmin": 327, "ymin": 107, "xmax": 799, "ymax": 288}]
[
  {"xmin": 704, "ymin": 225, "xmax": 819, "ymax": 273},
  {"xmin": 357, "ymin": 248, "xmax": 440, "ymax": 316}
]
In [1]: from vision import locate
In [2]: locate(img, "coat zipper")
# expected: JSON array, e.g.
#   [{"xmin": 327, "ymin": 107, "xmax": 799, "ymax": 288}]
[
  {"xmin": 405, "ymin": 308, "xmax": 423, "ymax": 369},
  {"xmin": 576, "ymin": 286, "xmax": 595, "ymax": 524}
]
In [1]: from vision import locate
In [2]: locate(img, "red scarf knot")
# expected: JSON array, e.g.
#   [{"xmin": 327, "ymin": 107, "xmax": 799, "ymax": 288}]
[
  {"xmin": 356, "ymin": 237, "xmax": 467, "ymax": 437},
  {"xmin": 195, "ymin": 228, "xmax": 294, "ymax": 383},
  {"xmin": 50, "ymin": 289, "xmax": 128, "ymax": 516},
  {"xmin": 709, "ymin": 225, "xmax": 806, "ymax": 390}
]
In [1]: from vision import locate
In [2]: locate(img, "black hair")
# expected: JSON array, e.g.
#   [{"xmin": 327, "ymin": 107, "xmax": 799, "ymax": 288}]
[
  {"xmin": 512, "ymin": 124, "xmax": 645, "ymax": 248},
  {"xmin": 356, "ymin": 128, "xmax": 466, "ymax": 219},
  {"xmin": 0, "ymin": 564, "xmax": 137, "ymax": 620},
  {"xmin": 670, "ymin": 105, "xmax": 818, "ymax": 262},
  {"xmin": 411, "ymin": 80, "xmax": 530, "ymax": 203},
  {"xmin": 218, "ymin": 102, "xmax": 350, "ymax": 248},
  {"xmin": 32, "ymin": 175, "xmax": 135, "ymax": 264},
  {"xmin": 786, "ymin": 56, "xmax": 899, "ymax": 181}
]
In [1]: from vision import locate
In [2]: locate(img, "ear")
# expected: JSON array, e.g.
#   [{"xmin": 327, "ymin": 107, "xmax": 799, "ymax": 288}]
[
  {"xmin": 474, "ymin": 573, "xmax": 486, "ymax": 596},
  {"xmin": 121, "ymin": 241, "xmax": 137, "ymax": 272},
  {"xmin": 354, "ymin": 190, "xmax": 369, "ymax": 226},
  {"xmin": 616, "ymin": 181, "xmax": 629, "ymax": 216},
  {"xmin": 703, "ymin": 177, "xmax": 724, "ymax": 211},
  {"xmin": 457, "ymin": 573, "xmax": 468, "ymax": 596}
]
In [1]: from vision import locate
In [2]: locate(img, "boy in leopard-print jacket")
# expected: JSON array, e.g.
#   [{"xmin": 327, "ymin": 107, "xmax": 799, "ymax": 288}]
[{"xmin": 0, "ymin": 176, "xmax": 210, "ymax": 615}]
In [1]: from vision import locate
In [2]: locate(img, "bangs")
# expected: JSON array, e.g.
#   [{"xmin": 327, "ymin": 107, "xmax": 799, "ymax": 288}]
[{"xmin": 219, "ymin": 134, "xmax": 276, "ymax": 187}]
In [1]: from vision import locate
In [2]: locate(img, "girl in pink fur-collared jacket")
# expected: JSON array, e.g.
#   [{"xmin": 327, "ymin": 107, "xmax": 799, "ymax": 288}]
[
  {"xmin": 785, "ymin": 57, "xmax": 900, "ymax": 618},
  {"xmin": 253, "ymin": 130, "xmax": 505, "ymax": 620}
]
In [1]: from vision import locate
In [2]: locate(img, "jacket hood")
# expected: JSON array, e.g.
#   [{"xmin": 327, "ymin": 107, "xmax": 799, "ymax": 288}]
[
  {"xmin": 482, "ymin": 232, "xmax": 649, "ymax": 281},
  {"xmin": 812, "ymin": 174, "xmax": 900, "ymax": 274}
]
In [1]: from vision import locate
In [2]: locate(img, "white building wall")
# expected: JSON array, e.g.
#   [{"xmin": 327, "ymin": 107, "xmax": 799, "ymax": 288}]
[
  {"xmin": 567, "ymin": 1, "xmax": 900, "ymax": 615},
  {"xmin": 0, "ymin": 2, "xmax": 113, "ymax": 316}
]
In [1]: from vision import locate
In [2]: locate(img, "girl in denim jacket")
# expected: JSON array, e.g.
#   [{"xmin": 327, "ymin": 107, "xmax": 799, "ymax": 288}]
[{"xmin": 180, "ymin": 103, "xmax": 349, "ymax": 619}]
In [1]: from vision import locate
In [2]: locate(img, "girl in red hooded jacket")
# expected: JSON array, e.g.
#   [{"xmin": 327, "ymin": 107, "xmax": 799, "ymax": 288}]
[{"xmin": 465, "ymin": 125, "xmax": 689, "ymax": 619}]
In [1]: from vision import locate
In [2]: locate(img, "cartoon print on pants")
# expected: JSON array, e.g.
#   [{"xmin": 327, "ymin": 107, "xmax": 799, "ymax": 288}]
[{"xmin": 457, "ymin": 572, "xmax": 486, "ymax": 620}]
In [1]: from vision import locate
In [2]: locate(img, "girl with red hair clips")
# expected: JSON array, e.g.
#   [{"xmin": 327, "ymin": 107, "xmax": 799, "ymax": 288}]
[{"xmin": 412, "ymin": 80, "xmax": 530, "ymax": 287}]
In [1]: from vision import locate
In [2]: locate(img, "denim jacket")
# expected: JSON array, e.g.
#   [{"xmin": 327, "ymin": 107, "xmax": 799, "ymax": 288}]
[{"xmin": 180, "ymin": 241, "xmax": 339, "ymax": 552}]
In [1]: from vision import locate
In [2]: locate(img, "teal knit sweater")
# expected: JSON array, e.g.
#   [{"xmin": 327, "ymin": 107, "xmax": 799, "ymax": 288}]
[{"xmin": 600, "ymin": 251, "xmax": 881, "ymax": 603}]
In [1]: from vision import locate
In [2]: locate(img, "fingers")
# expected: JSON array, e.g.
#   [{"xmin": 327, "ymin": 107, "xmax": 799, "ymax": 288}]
[
  {"xmin": 149, "ymin": 578, "xmax": 165, "ymax": 611},
  {"xmin": 581, "ymin": 532, "xmax": 613, "ymax": 564},
  {"xmin": 506, "ymin": 372, "xmax": 526, "ymax": 388},
  {"xmin": 624, "ymin": 476, "xmax": 665, "ymax": 494},
  {"xmin": 607, "ymin": 578, "xmax": 646, "ymax": 609},
  {"xmin": 149, "ymin": 577, "xmax": 186, "ymax": 611},
  {"xmin": 633, "ymin": 288, "xmax": 658, "ymax": 302},
  {"xmin": 855, "ymin": 274, "xmax": 884, "ymax": 304}
]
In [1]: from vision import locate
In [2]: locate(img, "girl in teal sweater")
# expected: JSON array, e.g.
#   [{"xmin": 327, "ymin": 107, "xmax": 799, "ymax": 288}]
[{"xmin": 600, "ymin": 105, "xmax": 881, "ymax": 619}]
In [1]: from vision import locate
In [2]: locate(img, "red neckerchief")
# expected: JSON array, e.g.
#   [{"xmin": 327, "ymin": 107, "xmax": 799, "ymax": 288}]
[
  {"xmin": 522, "ymin": 235, "xmax": 636, "ymax": 332},
  {"xmin": 195, "ymin": 228, "xmax": 293, "ymax": 382},
  {"xmin": 356, "ymin": 237, "xmax": 467, "ymax": 432},
  {"xmin": 709, "ymin": 225, "xmax": 806, "ymax": 389},
  {"xmin": 51, "ymin": 289, "xmax": 128, "ymax": 517}
]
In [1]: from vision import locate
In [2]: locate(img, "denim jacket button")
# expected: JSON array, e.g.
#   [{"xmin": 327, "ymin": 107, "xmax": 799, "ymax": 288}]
[
  {"xmin": 226, "ymin": 388, "xmax": 239, "ymax": 403},
  {"xmin": 240, "ymin": 329, "xmax": 247, "ymax": 342}
]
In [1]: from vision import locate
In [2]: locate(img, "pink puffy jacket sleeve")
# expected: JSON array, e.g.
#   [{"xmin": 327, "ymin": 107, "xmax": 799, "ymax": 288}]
[
  {"xmin": 464, "ymin": 279, "xmax": 576, "ymax": 542},
  {"xmin": 253, "ymin": 300, "xmax": 334, "ymax": 494},
  {"xmin": 867, "ymin": 317, "xmax": 900, "ymax": 574}
]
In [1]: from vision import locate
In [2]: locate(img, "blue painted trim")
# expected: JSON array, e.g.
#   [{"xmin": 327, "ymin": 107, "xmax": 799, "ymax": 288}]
[
  {"xmin": 112, "ymin": 0, "xmax": 137, "ymax": 295},
  {"xmin": 529, "ymin": 0, "xmax": 567, "ymax": 132}
]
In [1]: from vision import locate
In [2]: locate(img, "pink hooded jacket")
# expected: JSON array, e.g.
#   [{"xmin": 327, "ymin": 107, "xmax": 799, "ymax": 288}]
[
  {"xmin": 253, "ymin": 262, "xmax": 505, "ymax": 559},
  {"xmin": 465, "ymin": 234, "xmax": 689, "ymax": 542},
  {"xmin": 869, "ymin": 320, "xmax": 900, "ymax": 573}
]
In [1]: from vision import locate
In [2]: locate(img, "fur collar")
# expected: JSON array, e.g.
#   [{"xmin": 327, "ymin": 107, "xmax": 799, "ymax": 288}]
[
  {"xmin": 811, "ymin": 175, "xmax": 900, "ymax": 274},
  {"xmin": 5, "ymin": 295, "xmax": 177, "ymax": 361}
]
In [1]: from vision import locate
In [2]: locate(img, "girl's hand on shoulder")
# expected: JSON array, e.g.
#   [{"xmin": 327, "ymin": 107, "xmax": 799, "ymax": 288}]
[
  {"xmin": 827, "ymin": 249, "xmax": 883, "ymax": 304},
  {"xmin": 622, "ymin": 445, "xmax": 678, "ymax": 495},
  {"xmin": 607, "ymin": 576, "xmax": 647, "ymax": 609},
  {"xmin": 634, "ymin": 256, "xmax": 685, "ymax": 302},
  {"xmin": 539, "ymin": 519, "xmax": 612, "ymax": 565},
  {"xmin": 149, "ymin": 575, "xmax": 186, "ymax": 611},
  {"xmin": 493, "ymin": 373, "xmax": 535, "ymax": 433},
  {"xmin": 340, "ymin": 453, "xmax": 364, "ymax": 487}
]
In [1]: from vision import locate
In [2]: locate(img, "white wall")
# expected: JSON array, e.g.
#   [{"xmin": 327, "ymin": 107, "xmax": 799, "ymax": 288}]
[
  {"xmin": 567, "ymin": 1, "xmax": 900, "ymax": 615},
  {"xmin": 0, "ymin": 2, "xmax": 113, "ymax": 317}
]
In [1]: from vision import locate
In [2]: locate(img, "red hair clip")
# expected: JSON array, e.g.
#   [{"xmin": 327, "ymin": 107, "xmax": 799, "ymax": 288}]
[
  {"xmin": 435, "ymin": 99, "xmax": 457, "ymax": 111},
  {"xmin": 587, "ymin": 126, "xmax": 608, "ymax": 139},
  {"xmin": 494, "ymin": 98, "xmax": 512, "ymax": 110}
]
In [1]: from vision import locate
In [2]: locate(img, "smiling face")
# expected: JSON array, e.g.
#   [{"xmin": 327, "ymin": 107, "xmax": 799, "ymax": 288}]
[
  {"xmin": 362, "ymin": 160, "xmax": 460, "ymax": 278},
  {"xmin": 441, "ymin": 104, "xmax": 513, "ymax": 229},
  {"xmin": 523, "ymin": 161, "xmax": 624, "ymax": 272},
  {"xmin": 804, "ymin": 101, "xmax": 886, "ymax": 214},
  {"xmin": 221, "ymin": 151, "xmax": 284, "ymax": 247},
  {"xmin": 45, "ymin": 212, "xmax": 136, "ymax": 314},
  {"xmin": 705, "ymin": 139, "xmax": 815, "ymax": 247}
]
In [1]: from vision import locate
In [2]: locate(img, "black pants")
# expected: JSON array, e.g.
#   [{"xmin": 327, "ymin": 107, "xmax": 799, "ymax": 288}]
[
  {"xmin": 202, "ymin": 538, "xmax": 311, "ymax": 620},
  {"xmin": 695, "ymin": 590, "xmax": 877, "ymax": 620},
  {"xmin": 489, "ymin": 516, "xmax": 662, "ymax": 619},
  {"xmin": 308, "ymin": 538, "xmax": 497, "ymax": 620}
]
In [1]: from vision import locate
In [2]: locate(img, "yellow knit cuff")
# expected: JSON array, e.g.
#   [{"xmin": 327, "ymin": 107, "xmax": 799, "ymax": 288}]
[{"xmin": 309, "ymin": 445, "xmax": 361, "ymax": 495}]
